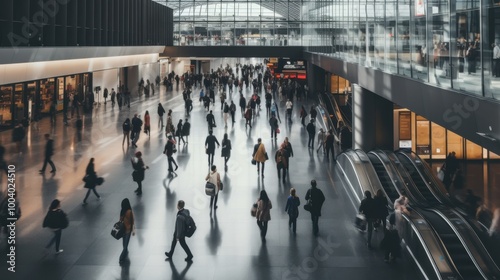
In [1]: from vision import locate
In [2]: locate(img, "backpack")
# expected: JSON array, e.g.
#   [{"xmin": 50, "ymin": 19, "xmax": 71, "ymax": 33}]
[{"xmin": 182, "ymin": 212, "xmax": 197, "ymax": 238}]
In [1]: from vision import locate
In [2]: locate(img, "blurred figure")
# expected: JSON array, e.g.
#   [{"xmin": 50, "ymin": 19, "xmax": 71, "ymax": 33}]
[{"xmin": 285, "ymin": 188, "xmax": 300, "ymax": 233}]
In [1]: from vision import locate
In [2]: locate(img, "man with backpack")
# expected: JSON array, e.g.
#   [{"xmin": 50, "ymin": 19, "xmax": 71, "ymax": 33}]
[{"xmin": 165, "ymin": 200, "xmax": 195, "ymax": 262}]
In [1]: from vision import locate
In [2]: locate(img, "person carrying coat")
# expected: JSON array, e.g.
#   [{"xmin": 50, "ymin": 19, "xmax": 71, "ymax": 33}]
[
  {"xmin": 285, "ymin": 188, "xmax": 300, "ymax": 233},
  {"xmin": 252, "ymin": 138, "xmax": 268, "ymax": 177},
  {"xmin": 305, "ymin": 180, "xmax": 325, "ymax": 236},
  {"xmin": 82, "ymin": 158, "xmax": 101, "ymax": 205},
  {"xmin": 256, "ymin": 190, "xmax": 272, "ymax": 241},
  {"xmin": 43, "ymin": 199, "xmax": 68, "ymax": 254}
]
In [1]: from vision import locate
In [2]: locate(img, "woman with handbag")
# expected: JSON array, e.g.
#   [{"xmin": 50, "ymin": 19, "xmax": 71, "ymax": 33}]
[
  {"xmin": 119, "ymin": 198, "xmax": 135, "ymax": 265},
  {"xmin": 144, "ymin": 110, "xmax": 151, "ymax": 137},
  {"xmin": 43, "ymin": 199, "xmax": 69, "ymax": 254},
  {"xmin": 205, "ymin": 165, "xmax": 221, "ymax": 211},
  {"xmin": 82, "ymin": 158, "xmax": 101, "ymax": 205},
  {"xmin": 256, "ymin": 190, "xmax": 272, "ymax": 241},
  {"xmin": 131, "ymin": 151, "xmax": 148, "ymax": 195},
  {"xmin": 252, "ymin": 138, "xmax": 268, "ymax": 178},
  {"xmin": 285, "ymin": 188, "xmax": 300, "ymax": 233},
  {"xmin": 221, "ymin": 133, "xmax": 231, "ymax": 170}
]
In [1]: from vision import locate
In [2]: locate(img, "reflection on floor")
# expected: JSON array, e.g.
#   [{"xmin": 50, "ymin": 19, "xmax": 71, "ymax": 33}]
[{"xmin": 0, "ymin": 81, "xmax": 419, "ymax": 280}]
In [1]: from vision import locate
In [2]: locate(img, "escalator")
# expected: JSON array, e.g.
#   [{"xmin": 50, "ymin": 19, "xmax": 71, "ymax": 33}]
[
  {"xmin": 367, "ymin": 151, "xmax": 400, "ymax": 202},
  {"xmin": 396, "ymin": 152, "xmax": 444, "ymax": 205},
  {"xmin": 420, "ymin": 210, "xmax": 485, "ymax": 280}
]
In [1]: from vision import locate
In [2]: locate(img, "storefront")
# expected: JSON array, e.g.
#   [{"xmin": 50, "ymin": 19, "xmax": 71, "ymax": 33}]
[{"xmin": 0, "ymin": 73, "xmax": 92, "ymax": 129}]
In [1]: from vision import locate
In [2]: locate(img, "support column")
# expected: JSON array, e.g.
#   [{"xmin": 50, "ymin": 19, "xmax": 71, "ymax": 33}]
[{"xmin": 352, "ymin": 84, "xmax": 394, "ymax": 151}]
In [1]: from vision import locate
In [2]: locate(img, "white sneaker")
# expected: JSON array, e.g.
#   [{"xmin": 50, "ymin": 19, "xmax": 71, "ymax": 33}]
[{"xmin": 55, "ymin": 249, "xmax": 64, "ymax": 254}]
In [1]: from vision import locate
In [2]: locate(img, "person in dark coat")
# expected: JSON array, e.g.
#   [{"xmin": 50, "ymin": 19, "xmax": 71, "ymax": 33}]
[
  {"xmin": 165, "ymin": 200, "xmax": 194, "ymax": 262},
  {"xmin": 131, "ymin": 114, "xmax": 143, "ymax": 148},
  {"xmin": 39, "ymin": 134, "xmax": 56, "ymax": 174},
  {"xmin": 275, "ymin": 144, "xmax": 288, "ymax": 183},
  {"xmin": 206, "ymin": 110, "xmax": 216, "ymax": 131},
  {"xmin": 285, "ymin": 188, "xmax": 300, "ymax": 233},
  {"xmin": 164, "ymin": 135, "xmax": 178, "ymax": 172},
  {"xmin": 43, "ymin": 199, "xmax": 68, "ymax": 254},
  {"xmin": 239, "ymin": 94, "xmax": 247, "ymax": 115},
  {"xmin": 131, "ymin": 151, "xmax": 148, "ymax": 195},
  {"xmin": 443, "ymin": 151, "xmax": 459, "ymax": 191},
  {"xmin": 82, "ymin": 158, "xmax": 101, "ymax": 205},
  {"xmin": 269, "ymin": 114, "xmax": 279, "ymax": 139},
  {"xmin": 310, "ymin": 106, "xmax": 317, "ymax": 121},
  {"xmin": 306, "ymin": 119, "xmax": 316, "ymax": 149},
  {"xmin": 176, "ymin": 119, "xmax": 186, "ymax": 145},
  {"xmin": 122, "ymin": 118, "xmax": 131, "ymax": 146},
  {"xmin": 282, "ymin": 137, "xmax": 294, "ymax": 172},
  {"xmin": 229, "ymin": 100, "xmax": 236, "ymax": 124},
  {"xmin": 325, "ymin": 129, "xmax": 336, "ymax": 161},
  {"xmin": 182, "ymin": 119, "xmax": 191, "ymax": 144},
  {"xmin": 205, "ymin": 131, "xmax": 220, "ymax": 167},
  {"xmin": 374, "ymin": 189, "xmax": 389, "ymax": 230},
  {"xmin": 300, "ymin": 105, "xmax": 308, "ymax": 126},
  {"xmin": 221, "ymin": 133, "xmax": 232, "ymax": 170},
  {"xmin": 359, "ymin": 190, "xmax": 376, "ymax": 249},
  {"xmin": 158, "ymin": 103, "xmax": 166, "ymax": 128},
  {"xmin": 305, "ymin": 180, "xmax": 325, "ymax": 236}
]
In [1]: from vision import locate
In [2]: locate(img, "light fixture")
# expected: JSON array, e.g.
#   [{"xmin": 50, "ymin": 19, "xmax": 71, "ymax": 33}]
[{"xmin": 476, "ymin": 132, "xmax": 498, "ymax": 142}]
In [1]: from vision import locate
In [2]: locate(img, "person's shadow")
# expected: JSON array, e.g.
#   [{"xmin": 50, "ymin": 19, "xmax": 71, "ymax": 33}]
[
  {"xmin": 120, "ymin": 259, "xmax": 131, "ymax": 280},
  {"xmin": 168, "ymin": 258, "xmax": 192, "ymax": 279},
  {"xmin": 207, "ymin": 214, "xmax": 222, "ymax": 255}
]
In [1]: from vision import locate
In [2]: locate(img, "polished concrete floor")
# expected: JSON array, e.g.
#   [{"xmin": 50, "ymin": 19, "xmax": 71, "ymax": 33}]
[{"xmin": 0, "ymin": 81, "xmax": 420, "ymax": 280}]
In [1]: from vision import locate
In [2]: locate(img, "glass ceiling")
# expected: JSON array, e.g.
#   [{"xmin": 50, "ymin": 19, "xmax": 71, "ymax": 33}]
[{"xmin": 174, "ymin": 3, "xmax": 284, "ymax": 18}]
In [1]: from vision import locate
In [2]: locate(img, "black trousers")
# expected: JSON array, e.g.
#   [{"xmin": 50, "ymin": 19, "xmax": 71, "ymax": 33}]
[
  {"xmin": 169, "ymin": 234, "xmax": 193, "ymax": 258},
  {"xmin": 41, "ymin": 156, "xmax": 56, "ymax": 172},
  {"xmin": 257, "ymin": 220, "xmax": 268, "ymax": 238},
  {"xmin": 207, "ymin": 153, "xmax": 214, "ymax": 166},
  {"xmin": 311, "ymin": 214, "xmax": 319, "ymax": 235},
  {"xmin": 168, "ymin": 156, "xmax": 178, "ymax": 171},
  {"xmin": 288, "ymin": 215, "xmax": 297, "ymax": 232},
  {"xmin": 271, "ymin": 128, "xmax": 277, "ymax": 139},
  {"xmin": 308, "ymin": 134, "xmax": 315, "ymax": 148},
  {"xmin": 210, "ymin": 193, "xmax": 218, "ymax": 209},
  {"xmin": 83, "ymin": 187, "xmax": 100, "ymax": 202},
  {"xmin": 46, "ymin": 229, "xmax": 62, "ymax": 251},
  {"xmin": 326, "ymin": 145, "xmax": 335, "ymax": 160}
]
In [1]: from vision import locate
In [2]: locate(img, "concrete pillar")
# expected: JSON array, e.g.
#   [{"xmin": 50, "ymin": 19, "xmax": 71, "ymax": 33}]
[
  {"xmin": 308, "ymin": 63, "xmax": 326, "ymax": 97},
  {"xmin": 352, "ymin": 84, "xmax": 393, "ymax": 151}
]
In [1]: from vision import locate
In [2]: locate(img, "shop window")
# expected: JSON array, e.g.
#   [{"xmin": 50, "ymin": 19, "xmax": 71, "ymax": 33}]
[
  {"xmin": 0, "ymin": 86, "xmax": 12, "ymax": 126},
  {"xmin": 466, "ymin": 139, "xmax": 483, "ymax": 159},
  {"xmin": 416, "ymin": 116, "xmax": 430, "ymax": 158},
  {"xmin": 431, "ymin": 123, "xmax": 446, "ymax": 159},
  {"xmin": 447, "ymin": 130, "xmax": 463, "ymax": 159}
]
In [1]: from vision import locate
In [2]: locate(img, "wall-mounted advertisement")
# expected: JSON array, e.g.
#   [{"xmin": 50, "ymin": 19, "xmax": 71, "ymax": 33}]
[{"xmin": 415, "ymin": 0, "xmax": 425, "ymax": 16}]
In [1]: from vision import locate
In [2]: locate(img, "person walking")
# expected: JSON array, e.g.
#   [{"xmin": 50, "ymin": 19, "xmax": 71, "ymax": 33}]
[
  {"xmin": 442, "ymin": 151, "xmax": 459, "ymax": 191},
  {"xmin": 206, "ymin": 110, "xmax": 216, "ymax": 131},
  {"xmin": 244, "ymin": 106, "xmax": 253, "ymax": 128},
  {"xmin": 158, "ymin": 103, "xmax": 166, "ymax": 128},
  {"xmin": 252, "ymin": 138, "xmax": 268, "ymax": 177},
  {"xmin": 131, "ymin": 151, "xmax": 148, "ymax": 195},
  {"xmin": 239, "ymin": 94, "xmax": 246, "ymax": 115},
  {"xmin": 166, "ymin": 110, "xmax": 174, "ymax": 136},
  {"xmin": 221, "ymin": 133, "xmax": 231, "ymax": 170},
  {"xmin": 131, "ymin": 114, "xmax": 143, "ymax": 148},
  {"xmin": 325, "ymin": 129, "xmax": 336, "ymax": 161},
  {"xmin": 82, "ymin": 158, "xmax": 101, "ymax": 205},
  {"xmin": 255, "ymin": 190, "xmax": 272, "ymax": 241},
  {"xmin": 271, "ymin": 102, "xmax": 281, "ymax": 123},
  {"xmin": 111, "ymin": 88, "xmax": 116, "ymax": 107},
  {"xmin": 144, "ymin": 111, "xmax": 151, "ymax": 137},
  {"xmin": 282, "ymin": 137, "xmax": 294, "ymax": 171},
  {"xmin": 122, "ymin": 118, "xmax": 131, "ymax": 146},
  {"xmin": 359, "ymin": 190, "xmax": 376, "ymax": 249},
  {"xmin": 285, "ymin": 99, "xmax": 293, "ymax": 122},
  {"xmin": 374, "ymin": 189, "xmax": 389, "ymax": 230},
  {"xmin": 43, "ymin": 199, "xmax": 68, "ymax": 254},
  {"xmin": 310, "ymin": 106, "xmax": 317, "ymax": 121},
  {"xmin": 269, "ymin": 113, "xmax": 279, "ymax": 140},
  {"xmin": 229, "ymin": 100, "xmax": 236, "ymax": 124},
  {"xmin": 306, "ymin": 119, "xmax": 316, "ymax": 149},
  {"xmin": 12, "ymin": 123, "xmax": 25, "ymax": 154},
  {"xmin": 275, "ymin": 144, "xmax": 288, "ymax": 183},
  {"xmin": 300, "ymin": 105, "xmax": 308, "ymax": 126},
  {"xmin": 317, "ymin": 128, "xmax": 326, "ymax": 153},
  {"xmin": 165, "ymin": 200, "xmax": 194, "ymax": 262},
  {"xmin": 176, "ymin": 119, "xmax": 186, "ymax": 145},
  {"xmin": 223, "ymin": 102, "xmax": 229, "ymax": 127},
  {"xmin": 205, "ymin": 165, "xmax": 221, "ymax": 211},
  {"xmin": 119, "ymin": 198, "xmax": 135, "ymax": 265},
  {"xmin": 285, "ymin": 188, "xmax": 300, "ymax": 233},
  {"xmin": 305, "ymin": 180, "xmax": 325, "ymax": 236},
  {"xmin": 205, "ymin": 131, "xmax": 220, "ymax": 167},
  {"xmin": 39, "ymin": 134, "xmax": 56, "ymax": 174},
  {"xmin": 182, "ymin": 119, "xmax": 191, "ymax": 144},
  {"xmin": 164, "ymin": 135, "xmax": 178, "ymax": 172}
]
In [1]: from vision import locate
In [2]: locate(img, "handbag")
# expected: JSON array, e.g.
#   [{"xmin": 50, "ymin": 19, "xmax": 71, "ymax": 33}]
[
  {"xmin": 276, "ymin": 128, "xmax": 280, "ymax": 134},
  {"xmin": 251, "ymin": 159, "xmax": 256, "ymax": 165},
  {"xmin": 173, "ymin": 146, "xmax": 177, "ymax": 153},
  {"xmin": 205, "ymin": 182, "xmax": 216, "ymax": 196},
  {"xmin": 304, "ymin": 200, "xmax": 312, "ymax": 212},
  {"xmin": 111, "ymin": 220, "xmax": 125, "ymax": 240},
  {"xmin": 264, "ymin": 152, "xmax": 269, "ymax": 160},
  {"xmin": 220, "ymin": 182, "xmax": 223, "ymax": 191},
  {"xmin": 251, "ymin": 203, "xmax": 258, "ymax": 217}
]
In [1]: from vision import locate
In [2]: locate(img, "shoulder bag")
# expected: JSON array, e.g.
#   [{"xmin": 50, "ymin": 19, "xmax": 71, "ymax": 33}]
[
  {"xmin": 205, "ymin": 181, "xmax": 216, "ymax": 196},
  {"xmin": 251, "ymin": 202, "xmax": 258, "ymax": 217},
  {"xmin": 111, "ymin": 218, "xmax": 126, "ymax": 240}
]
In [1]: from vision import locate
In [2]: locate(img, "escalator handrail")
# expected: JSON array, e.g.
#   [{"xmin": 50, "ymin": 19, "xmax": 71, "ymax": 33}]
[
  {"xmin": 336, "ymin": 151, "xmax": 368, "ymax": 203},
  {"xmin": 396, "ymin": 152, "xmax": 445, "ymax": 205},
  {"xmin": 352, "ymin": 149, "xmax": 384, "ymax": 195},
  {"xmin": 321, "ymin": 92, "xmax": 351, "ymax": 132},
  {"xmin": 430, "ymin": 209, "xmax": 491, "ymax": 280},
  {"xmin": 368, "ymin": 150, "xmax": 405, "ymax": 203}
]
